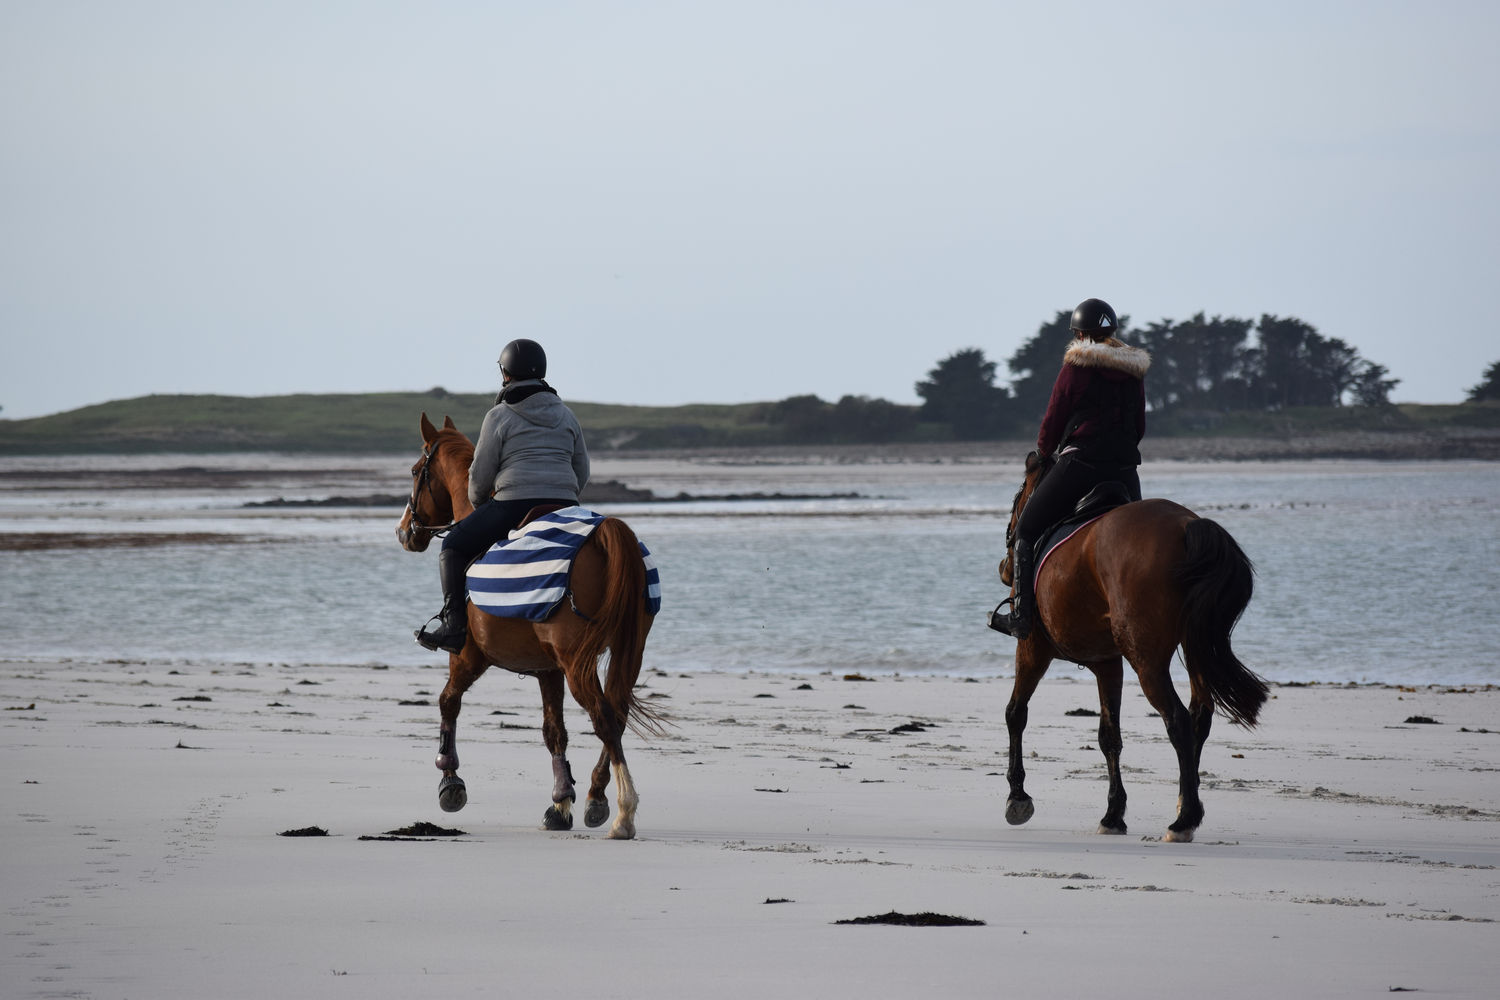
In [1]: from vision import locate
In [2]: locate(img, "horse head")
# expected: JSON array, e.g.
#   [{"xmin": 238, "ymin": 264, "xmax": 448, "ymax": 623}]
[
  {"xmin": 396, "ymin": 413, "xmax": 472, "ymax": 551},
  {"xmin": 999, "ymin": 450, "xmax": 1054, "ymax": 587}
]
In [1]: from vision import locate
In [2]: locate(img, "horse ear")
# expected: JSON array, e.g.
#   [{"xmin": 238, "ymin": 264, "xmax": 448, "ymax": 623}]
[
  {"xmin": 1024, "ymin": 450, "xmax": 1039, "ymax": 472},
  {"xmin": 420, "ymin": 412, "xmax": 438, "ymax": 443},
  {"xmin": 443, "ymin": 415, "xmax": 457, "ymax": 430}
]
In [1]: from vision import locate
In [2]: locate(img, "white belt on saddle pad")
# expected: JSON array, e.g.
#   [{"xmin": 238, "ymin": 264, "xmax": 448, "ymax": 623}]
[{"xmin": 466, "ymin": 505, "xmax": 661, "ymax": 621}]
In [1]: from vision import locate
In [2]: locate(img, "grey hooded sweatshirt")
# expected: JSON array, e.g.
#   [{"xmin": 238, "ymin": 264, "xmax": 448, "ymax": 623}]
[{"xmin": 467, "ymin": 380, "xmax": 590, "ymax": 508}]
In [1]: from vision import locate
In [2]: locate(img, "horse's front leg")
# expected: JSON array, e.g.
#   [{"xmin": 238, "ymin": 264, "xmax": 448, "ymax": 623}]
[
  {"xmin": 435, "ymin": 650, "xmax": 489, "ymax": 813},
  {"xmin": 1137, "ymin": 663, "xmax": 1204, "ymax": 841},
  {"xmin": 1089, "ymin": 657, "xmax": 1128, "ymax": 834},
  {"xmin": 1004, "ymin": 644, "xmax": 1052, "ymax": 826},
  {"xmin": 538, "ymin": 671, "xmax": 577, "ymax": 831},
  {"xmin": 595, "ymin": 743, "xmax": 638, "ymax": 840}
]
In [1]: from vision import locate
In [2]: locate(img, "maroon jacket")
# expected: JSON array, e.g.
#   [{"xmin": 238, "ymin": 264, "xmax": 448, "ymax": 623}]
[{"xmin": 1036, "ymin": 338, "xmax": 1150, "ymax": 463}]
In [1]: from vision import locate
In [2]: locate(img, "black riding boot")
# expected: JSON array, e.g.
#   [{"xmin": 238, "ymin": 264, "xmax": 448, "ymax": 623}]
[
  {"xmin": 988, "ymin": 538, "xmax": 1037, "ymax": 640},
  {"xmin": 415, "ymin": 549, "xmax": 470, "ymax": 653}
]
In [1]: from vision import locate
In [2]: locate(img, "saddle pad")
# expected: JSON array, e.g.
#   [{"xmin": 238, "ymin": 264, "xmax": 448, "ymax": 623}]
[
  {"xmin": 1033, "ymin": 514, "xmax": 1106, "ymax": 587},
  {"xmin": 466, "ymin": 506, "xmax": 661, "ymax": 621}
]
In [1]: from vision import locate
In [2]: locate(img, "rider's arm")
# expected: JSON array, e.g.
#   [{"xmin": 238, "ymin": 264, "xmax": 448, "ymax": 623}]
[
  {"xmin": 571, "ymin": 419, "xmax": 591, "ymax": 494},
  {"xmin": 468, "ymin": 407, "xmax": 505, "ymax": 508},
  {"xmin": 1036, "ymin": 365, "xmax": 1083, "ymax": 458}
]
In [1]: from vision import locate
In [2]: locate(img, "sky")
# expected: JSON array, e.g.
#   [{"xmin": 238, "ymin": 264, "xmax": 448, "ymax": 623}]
[{"xmin": 2, "ymin": 1, "xmax": 1497, "ymax": 420}]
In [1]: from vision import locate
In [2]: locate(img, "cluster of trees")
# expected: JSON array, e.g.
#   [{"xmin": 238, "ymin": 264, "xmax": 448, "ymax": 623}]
[
  {"xmin": 751, "ymin": 311, "xmax": 1494, "ymax": 445},
  {"xmin": 1469, "ymin": 361, "xmax": 1500, "ymax": 402},
  {"xmin": 917, "ymin": 310, "xmax": 1402, "ymax": 440}
]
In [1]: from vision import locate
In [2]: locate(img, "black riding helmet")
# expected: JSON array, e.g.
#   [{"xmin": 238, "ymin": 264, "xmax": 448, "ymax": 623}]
[
  {"xmin": 1070, "ymin": 298, "xmax": 1118, "ymax": 338},
  {"xmin": 498, "ymin": 339, "xmax": 547, "ymax": 381}
]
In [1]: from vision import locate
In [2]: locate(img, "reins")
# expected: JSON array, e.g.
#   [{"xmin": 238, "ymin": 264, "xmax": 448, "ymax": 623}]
[{"xmin": 405, "ymin": 442, "xmax": 458, "ymax": 537}]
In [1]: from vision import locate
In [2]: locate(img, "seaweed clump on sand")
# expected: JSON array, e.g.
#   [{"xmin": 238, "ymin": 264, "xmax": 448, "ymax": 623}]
[
  {"xmin": 358, "ymin": 821, "xmax": 468, "ymax": 841},
  {"xmin": 834, "ymin": 911, "xmax": 985, "ymax": 927}
]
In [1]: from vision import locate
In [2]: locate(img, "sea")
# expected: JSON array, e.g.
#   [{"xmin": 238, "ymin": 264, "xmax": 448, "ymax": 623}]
[{"xmin": 1, "ymin": 452, "xmax": 1496, "ymax": 687}]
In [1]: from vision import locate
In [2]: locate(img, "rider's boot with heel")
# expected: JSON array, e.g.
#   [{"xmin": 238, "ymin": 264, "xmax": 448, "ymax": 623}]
[
  {"xmin": 415, "ymin": 549, "xmax": 470, "ymax": 653},
  {"xmin": 988, "ymin": 538, "xmax": 1036, "ymax": 640}
]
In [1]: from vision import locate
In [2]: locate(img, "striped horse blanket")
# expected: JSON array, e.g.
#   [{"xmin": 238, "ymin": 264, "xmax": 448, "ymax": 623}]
[{"xmin": 466, "ymin": 506, "xmax": 661, "ymax": 622}]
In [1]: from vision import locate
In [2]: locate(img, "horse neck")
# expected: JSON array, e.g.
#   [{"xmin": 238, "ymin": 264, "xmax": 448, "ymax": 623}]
[{"xmin": 438, "ymin": 435, "xmax": 477, "ymax": 520}]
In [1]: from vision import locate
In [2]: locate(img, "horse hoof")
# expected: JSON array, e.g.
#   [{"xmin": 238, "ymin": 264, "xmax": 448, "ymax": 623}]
[
  {"xmin": 438, "ymin": 775, "xmax": 468, "ymax": 813},
  {"xmin": 584, "ymin": 797, "xmax": 609, "ymax": 829},
  {"xmin": 1163, "ymin": 827, "xmax": 1195, "ymax": 843},
  {"xmin": 543, "ymin": 803, "xmax": 573, "ymax": 831},
  {"xmin": 1097, "ymin": 822, "xmax": 1128, "ymax": 836},
  {"xmin": 1005, "ymin": 796, "xmax": 1034, "ymax": 826},
  {"xmin": 608, "ymin": 820, "xmax": 636, "ymax": 840}
]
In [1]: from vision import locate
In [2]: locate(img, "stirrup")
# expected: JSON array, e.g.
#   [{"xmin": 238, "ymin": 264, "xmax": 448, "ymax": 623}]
[
  {"xmin": 987, "ymin": 597, "xmax": 1015, "ymax": 633},
  {"xmin": 987, "ymin": 597, "xmax": 1031, "ymax": 639},
  {"xmin": 415, "ymin": 612, "xmax": 465, "ymax": 653}
]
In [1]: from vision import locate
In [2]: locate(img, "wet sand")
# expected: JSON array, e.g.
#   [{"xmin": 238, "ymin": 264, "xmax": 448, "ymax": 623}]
[{"xmin": 3, "ymin": 661, "xmax": 1496, "ymax": 998}]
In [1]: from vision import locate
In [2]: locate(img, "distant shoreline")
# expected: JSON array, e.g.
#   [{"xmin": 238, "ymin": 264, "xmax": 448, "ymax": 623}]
[
  {"xmin": 2, "ymin": 428, "xmax": 1499, "ymax": 468},
  {"xmin": 3, "ymin": 392, "xmax": 1497, "ymax": 457}
]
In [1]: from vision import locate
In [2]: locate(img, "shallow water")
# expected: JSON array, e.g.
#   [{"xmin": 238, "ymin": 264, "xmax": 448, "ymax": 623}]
[{"xmin": 1, "ymin": 453, "xmax": 1496, "ymax": 685}]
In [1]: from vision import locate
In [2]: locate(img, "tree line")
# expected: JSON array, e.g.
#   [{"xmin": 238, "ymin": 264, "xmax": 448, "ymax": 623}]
[{"xmin": 762, "ymin": 309, "xmax": 1432, "ymax": 443}]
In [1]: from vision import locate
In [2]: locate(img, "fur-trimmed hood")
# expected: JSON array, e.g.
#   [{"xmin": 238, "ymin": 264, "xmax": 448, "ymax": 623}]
[{"xmin": 1063, "ymin": 337, "xmax": 1151, "ymax": 379}]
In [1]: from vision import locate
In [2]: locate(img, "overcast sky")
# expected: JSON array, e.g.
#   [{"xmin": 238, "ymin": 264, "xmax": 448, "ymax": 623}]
[{"xmin": 3, "ymin": 1, "xmax": 1496, "ymax": 419}]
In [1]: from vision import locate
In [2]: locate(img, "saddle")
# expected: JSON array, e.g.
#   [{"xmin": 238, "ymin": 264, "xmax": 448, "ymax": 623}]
[{"xmin": 1031, "ymin": 480, "xmax": 1134, "ymax": 567}]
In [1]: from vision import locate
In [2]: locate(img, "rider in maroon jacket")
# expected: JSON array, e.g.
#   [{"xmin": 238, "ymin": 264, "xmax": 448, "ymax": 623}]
[{"xmin": 989, "ymin": 298, "xmax": 1151, "ymax": 640}]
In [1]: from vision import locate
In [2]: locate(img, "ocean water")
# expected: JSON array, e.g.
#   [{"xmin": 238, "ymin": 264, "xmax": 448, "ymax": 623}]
[{"xmin": 1, "ymin": 453, "xmax": 1496, "ymax": 686}]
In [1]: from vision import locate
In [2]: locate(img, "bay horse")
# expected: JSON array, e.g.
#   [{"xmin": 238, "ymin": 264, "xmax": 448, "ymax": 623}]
[
  {"xmin": 996, "ymin": 451, "xmax": 1266, "ymax": 842},
  {"xmin": 395, "ymin": 414, "xmax": 662, "ymax": 839}
]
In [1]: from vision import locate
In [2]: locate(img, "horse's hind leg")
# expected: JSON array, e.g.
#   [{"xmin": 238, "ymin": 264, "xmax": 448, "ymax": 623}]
[
  {"xmin": 1004, "ymin": 646, "xmax": 1053, "ymax": 826},
  {"xmin": 584, "ymin": 748, "xmax": 613, "ymax": 830},
  {"xmin": 1089, "ymin": 657, "xmax": 1128, "ymax": 835},
  {"xmin": 435, "ymin": 651, "xmax": 489, "ymax": 813},
  {"xmin": 538, "ymin": 671, "xmax": 577, "ymax": 831},
  {"xmin": 1135, "ymin": 660, "xmax": 1204, "ymax": 842}
]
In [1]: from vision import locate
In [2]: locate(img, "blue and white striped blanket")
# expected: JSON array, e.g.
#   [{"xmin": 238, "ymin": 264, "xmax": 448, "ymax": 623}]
[{"xmin": 466, "ymin": 506, "xmax": 661, "ymax": 621}]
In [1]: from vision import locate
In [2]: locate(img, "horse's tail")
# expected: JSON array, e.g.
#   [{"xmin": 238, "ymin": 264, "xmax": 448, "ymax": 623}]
[
  {"xmin": 572, "ymin": 517, "xmax": 667, "ymax": 740},
  {"xmin": 1178, "ymin": 517, "xmax": 1267, "ymax": 728}
]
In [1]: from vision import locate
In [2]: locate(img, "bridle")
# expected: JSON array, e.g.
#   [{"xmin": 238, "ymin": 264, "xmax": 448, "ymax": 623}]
[{"xmin": 404, "ymin": 442, "xmax": 457, "ymax": 537}]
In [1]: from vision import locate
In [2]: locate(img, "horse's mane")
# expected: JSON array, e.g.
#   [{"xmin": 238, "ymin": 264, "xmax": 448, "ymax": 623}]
[{"xmin": 434, "ymin": 425, "xmax": 475, "ymax": 464}]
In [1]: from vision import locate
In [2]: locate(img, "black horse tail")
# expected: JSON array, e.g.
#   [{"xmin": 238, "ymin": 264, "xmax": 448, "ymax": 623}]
[{"xmin": 1178, "ymin": 517, "xmax": 1267, "ymax": 728}]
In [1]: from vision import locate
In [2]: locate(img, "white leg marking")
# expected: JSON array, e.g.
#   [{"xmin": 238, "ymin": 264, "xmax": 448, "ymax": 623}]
[{"xmin": 608, "ymin": 761, "xmax": 638, "ymax": 840}]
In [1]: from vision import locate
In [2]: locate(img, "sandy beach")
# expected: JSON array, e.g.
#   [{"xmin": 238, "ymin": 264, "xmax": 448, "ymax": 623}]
[{"xmin": 3, "ymin": 659, "xmax": 1497, "ymax": 999}]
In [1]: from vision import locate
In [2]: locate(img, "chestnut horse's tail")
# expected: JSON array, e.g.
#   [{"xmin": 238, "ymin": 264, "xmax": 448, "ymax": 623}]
[
  {"xmin": 570, "ymin": 517, "xmax": 667, "ymax": 740},
  {"xmin": 1178, "ymin": 517, "xmax": 1267, "ymax": 728}
]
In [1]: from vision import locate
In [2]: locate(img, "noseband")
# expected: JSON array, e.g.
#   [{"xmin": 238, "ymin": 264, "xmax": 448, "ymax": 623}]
[{"xmin": 405, "ymin": 443, "xmax": 457, "ymax": 537}]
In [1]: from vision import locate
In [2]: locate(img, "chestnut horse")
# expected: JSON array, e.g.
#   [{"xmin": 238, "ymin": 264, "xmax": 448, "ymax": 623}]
[
  {"xmin": 396, "ymin": 414, "xmax": 662, "ymax": 839},
  {"xmin": 996, "ymin": 451, "xmax": 1266, "ymax": 842}
]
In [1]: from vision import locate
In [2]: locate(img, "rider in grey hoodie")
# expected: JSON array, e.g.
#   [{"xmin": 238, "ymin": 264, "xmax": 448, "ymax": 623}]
[{"xmin": 415, "ymin": 339, "xmax": 591, "ymax": 653}]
